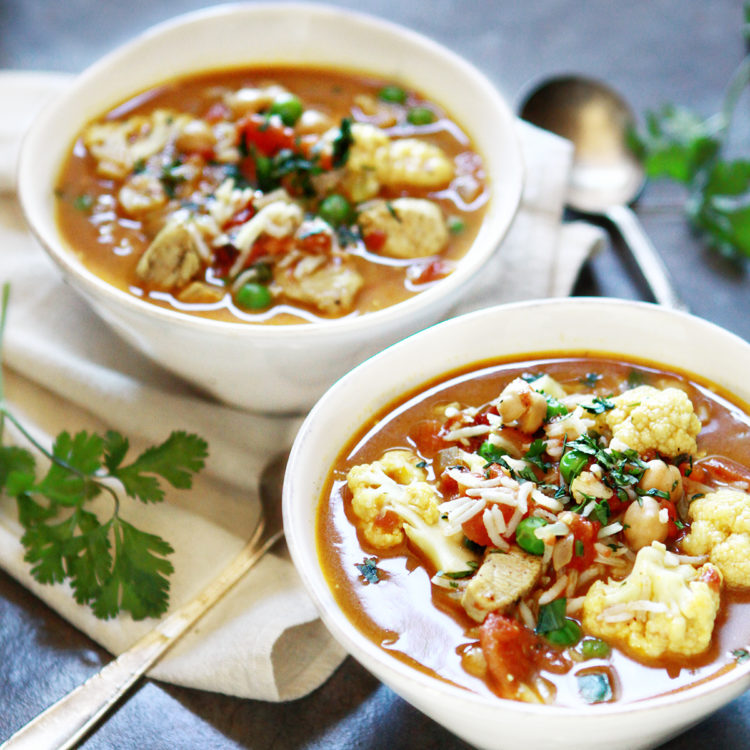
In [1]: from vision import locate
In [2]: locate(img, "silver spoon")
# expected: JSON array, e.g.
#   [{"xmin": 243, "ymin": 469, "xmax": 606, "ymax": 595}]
[
  {"xmin": 519, "ymin": 74, "xmax": 688, "ymax": 311},
  {"xmin": 0, "ymin": 452, "xmax": 287, "ymax": 750}
]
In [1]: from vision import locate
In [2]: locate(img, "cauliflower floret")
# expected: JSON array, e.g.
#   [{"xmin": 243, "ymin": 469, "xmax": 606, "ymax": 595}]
[
  {"xmin": 347, "ymin": 449, "xmax": 477, "ymax": 574},
  {"xmin": 600, "ymin": 385, "xmax": 701, "ymax": 457},
  {"xmin": 682, "ymin": 488, "xmax": 750, "ymax": 588},
  {"xmin": 357, "ymin": 198, "xmax": 448, "ymax": 258},
  {"xmin": 582, "ymin": 542, "xmax": 722, "ymax": 659},
  {"xmin": 381, "ymin": 138, "xmax": 454, "ymax": 188}
]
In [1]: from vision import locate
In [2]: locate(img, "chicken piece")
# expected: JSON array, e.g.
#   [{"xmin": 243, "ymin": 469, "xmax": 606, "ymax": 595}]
[
  {"xmin": 176, "ymin": 281, "xmax": 225, "ymax": 304},
  {"xmin": 461, "ymin": 547, "xmax": 544, "ymax": 623},
  {"xmin": 136, "ymin": 221, "xmax": 203, "ymax": 289},
  {"xmin": 273, "ymin": 257, "xmax": 363, "ymax": 315},
  {"xmin": 358, "ymin": 198, "xmax": 449, "ymax": 259},
  {"xmin": 118, "ymin": 172, "xmax": 167, "ymax": 217}
]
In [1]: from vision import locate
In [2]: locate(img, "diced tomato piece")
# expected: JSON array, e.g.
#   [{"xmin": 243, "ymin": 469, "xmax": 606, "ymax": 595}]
[
  {"xmin": 239, "ymin": 114, "xmax": 297, "ymax": 157},
  {"xmin": 408, "ymin": 419, "xmax": 446, "ymax": 455},
  {"xmin": 373, "ymin": 509, "xmax": 401, "ymax": 536},
  {"xmin": 298, "ymin": 231, "xmax": 333, "ymax": 254},
  {"xmin": 243, "ymin": 234, "xmax": 293, "ymax": 266},
  {"xmin": 411, "ymin": 259, "xmax": 453, "ymax": 285},
  {"xmin": 566, "ymin": 515, "xmax": 600, "ymax": 572},
  {"xmin": 661, "ymin": 500, "xmax": 680, "ymax": 540},
  {"xmin": 479, "ymin": 613, "xmax": 539, "ymax": 692},
  {"xmin": 697, "ymin": 564, "xmax": 722, "ymax": 591},
  {"xmin": 363, "ymin": 230, "xmax": 387, "ymax": 253},
  {"xmin": 223, "ymin": 204, "xmax": 256, "ymax": 231},
  {"xmin": 461, "ymin": 511, "xmax": 493, "ymax": 547},
  {"xmin": 211, "ymin": 243, "xmax": 239, "ymax": 278},
  {"xmin": 461, "ymin": 504, "xmax": 515, "ymax": 547}
]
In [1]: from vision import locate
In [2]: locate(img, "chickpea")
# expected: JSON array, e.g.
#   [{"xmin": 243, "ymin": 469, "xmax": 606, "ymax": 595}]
[
  {"xmin": 639, "ymin": 459, "xmax": 683, "ymax": 503},
  {"xmin": 497, "ymin": 379, "xmax": 547, "ymax": 433},
  {"xmin": 623, "ymin": 496, "xmax": 669, "ymax": 551}
]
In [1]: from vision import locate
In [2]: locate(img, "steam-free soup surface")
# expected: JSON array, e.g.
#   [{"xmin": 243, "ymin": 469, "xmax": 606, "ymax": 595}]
[
  {"xmin": 56, "ymin": 67, "xmax": 487, "ymax": 324},
  {"xmin": 318, "ymin": 355, "xmax": 750, "ymax": 706}
]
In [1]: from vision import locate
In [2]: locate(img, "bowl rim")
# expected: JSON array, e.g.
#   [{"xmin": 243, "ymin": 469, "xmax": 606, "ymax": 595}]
[
  {"xmin": 284, "ymin": 296, "xmax": 750, "ymax": 719},
  {"xmin": 17, "ymin": 0, "xmax": 524, "ymax": 341}
]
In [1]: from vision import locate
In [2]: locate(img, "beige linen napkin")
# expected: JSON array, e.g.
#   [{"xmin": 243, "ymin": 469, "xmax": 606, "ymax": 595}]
[{"xmin": 0, "ymin": 71, "xmax": 604, "ymax": 701}]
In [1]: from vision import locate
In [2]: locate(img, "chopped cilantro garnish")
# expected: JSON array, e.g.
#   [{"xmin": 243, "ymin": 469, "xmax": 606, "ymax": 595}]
[
  {"xmin": 581, "ymin": 372, "xmax": 602, "ymax": 387},
  {"xmin": 355, "ymin": 557, "xmax": 381, "ymax": 584},
  {"xmin": 332, "ymin": 117, "xmax": 354, "ymax": 168},
  {"xmin": 581, "ymin": 396, "xmax": 616, "ymax": 415},
  {"xmin": 577, "ymin": 672, "xmax": 613, "ymax": 703},
  {"xmin": 732, "ymin": 648, "xmax": 750, "ymax": 663}
]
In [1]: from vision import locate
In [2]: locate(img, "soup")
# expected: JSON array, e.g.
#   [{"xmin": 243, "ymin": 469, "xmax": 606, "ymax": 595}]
[
  {"xmin": 55, "ymin": 67, "xmax": 487, "ymax": 324},
  {"xmin": 318, "ymin": 355, "xmax": 750, "ymax": 706}
]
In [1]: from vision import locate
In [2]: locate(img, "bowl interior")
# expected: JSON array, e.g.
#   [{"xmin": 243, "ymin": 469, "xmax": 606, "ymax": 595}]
[
  {"xmin": 17, "ymin": 2, "xmax": 523, "ymax": 337},
  {"xmin": 283, "ymin": 298, "xmax": 750, "ymax": 750}
]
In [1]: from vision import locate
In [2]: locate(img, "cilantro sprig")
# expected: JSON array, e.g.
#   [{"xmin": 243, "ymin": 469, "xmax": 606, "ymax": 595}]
[
  {"xmin": 628, "ymin": 5, "xmax": 750, "ymax": 259},
  {"xmin": 0, "ymin": 285, "xmax": 208, "ymax": 620}
]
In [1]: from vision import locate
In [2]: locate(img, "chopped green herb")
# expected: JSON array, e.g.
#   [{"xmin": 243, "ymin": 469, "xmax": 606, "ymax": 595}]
[
  {"xmin": 627, "ymin": 369, "xmax": 646, "ymax": 388},
  {"xmin": 577, "ymin": 672, "xmax": 613, "ymax": 703},
  {"xmin": 355, "ymin": 557, "xmax": 381, "ymax": 584},
  {"xmin": 575, "ymin": 539, "xmax": 585, "ymax": 557},
  {"xmin": 524, "ymin": 439, "xmax": 551, "ymax": 471},
  {"xmin": 438, "ymin": 561, "xmax": 479, "ymax": 579},
  {"xmin": 732, "ymin": 648, "xmax": 750, "ymax": 663},
  {"xmin": 74, "ymin": 194, "xmax": 94, "ymax": 212},
  {"xmin": 581, "ymin": 396, "xmax": 616, "ymax": 415},
  {"xmin": 332, "ymin": 117, "xmax": 354, "ymax": 169},
  {"xmin": 477, "ymin": 441, "xmax": 508, "ymax": 465},
  {"xmin": 581, "ymin": 372, "xmax": 601, "ymax": 387}
]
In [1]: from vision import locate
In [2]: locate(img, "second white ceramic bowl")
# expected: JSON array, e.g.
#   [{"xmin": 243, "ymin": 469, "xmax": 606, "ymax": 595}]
[
  {"xmin": 283, "ymin": 297, "xmax": 750, "ymax": 750},
  {"xmin": 18, "ymin": 3, "xmax": 523, "ymax": 413}
]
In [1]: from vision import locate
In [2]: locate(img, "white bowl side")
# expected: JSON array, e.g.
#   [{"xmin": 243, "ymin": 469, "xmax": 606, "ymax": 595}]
[{"xmin": 283, "ymin": 298, "xmax": 750, "ymax": 750}]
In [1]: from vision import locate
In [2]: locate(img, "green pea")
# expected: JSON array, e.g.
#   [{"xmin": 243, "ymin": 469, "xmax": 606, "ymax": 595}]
[
  {"xmin": 515, "ymin": 516, "xmax": 548, "ymax": 555},
  {"xmin": 544, "ymin": 395, "xmax": 569, "ymax": 421},
  {"xmin": 407, "ymin": 106, "xmax": 436, "ymax": 125},
  {"xmin": 560, "ymin": 449, "xmax": 588, "ymax": 484},
  {"xmin": 236, "ymin": 282, "xmax": 272, "ymax": 310},
  {"xmin": 447, "ymin": 216, "xmax": 466, "ymax": 234},
  {"xmin": 269, "ymin": 94, "xmax": 304, "ymax": 126},
  {"xmin": 378, "ymin": 84, "xmax": 407, "ymax": 104},
  {"xmin": 545, "ymin": 618, "xmax": 582, "ymax": 647},
  {"xmin": 581, "ymin": 638, "xmax": 611, "ymax": 660},
  {"xmin": 318, "ymin": 193, "xmax": 352, "ymax": 226}
]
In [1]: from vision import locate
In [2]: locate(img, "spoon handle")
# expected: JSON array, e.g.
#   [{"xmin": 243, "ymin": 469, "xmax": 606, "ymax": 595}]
[
  {"xmin": 605, "ymin": 204, "xmax": 688, "ymax": 311},
  {"xmin": 1, "ymin": 522, "xmax": 284, "ymax": 750}
]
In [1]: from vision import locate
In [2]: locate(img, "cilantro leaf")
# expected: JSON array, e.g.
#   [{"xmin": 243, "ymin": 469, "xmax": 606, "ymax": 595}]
[
  {"xmin": 92, "ymin": 519, "xmax": 174, "ymax": 620},
  {"xmin": 113, "ymin": 430, "xmax": 208, "ymax": 503},
  {"xmin": 0, "ymin": 283, "xmax": 206, "ymax": 620},
  {"xmin": 355, "ymin": 557, "xmax": 381, "ymax": 584}
]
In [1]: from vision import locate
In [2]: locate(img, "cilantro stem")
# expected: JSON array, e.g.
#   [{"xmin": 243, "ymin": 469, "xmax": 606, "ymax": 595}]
[{"xmin": 720, "ymin": 55, "xmax": 750, "ymax": 139}]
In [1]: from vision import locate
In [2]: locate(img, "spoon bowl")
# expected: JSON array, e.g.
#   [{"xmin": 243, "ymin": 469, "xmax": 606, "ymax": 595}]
[{"xmin": 520, "ymin": 74, "xmax": 687, "ymax": 310}]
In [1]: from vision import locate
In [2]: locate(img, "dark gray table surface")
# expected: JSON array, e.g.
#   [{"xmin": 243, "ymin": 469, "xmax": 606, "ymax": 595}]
[{"xmin": 1, "ymin": 1, "xmax": 749, "ymax": 748}]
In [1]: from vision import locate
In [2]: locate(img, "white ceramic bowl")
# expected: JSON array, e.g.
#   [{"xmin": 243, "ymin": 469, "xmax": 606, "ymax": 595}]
[
  {"xmin": 283, "ymin": 297, "xmax": 750, "ymax": 750},
  {"xmin": 17, "ymin": 2, "xmax": 523, "ymax": 414}
]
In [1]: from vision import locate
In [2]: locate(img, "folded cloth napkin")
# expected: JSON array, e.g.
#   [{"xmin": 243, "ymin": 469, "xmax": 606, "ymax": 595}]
[{"xmin": 0, "ymin": 71, "xmax": 605, "ymax": 702}]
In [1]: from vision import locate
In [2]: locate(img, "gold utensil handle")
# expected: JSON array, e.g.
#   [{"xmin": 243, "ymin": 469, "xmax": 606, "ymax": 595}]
[{"xmin": 1, "ymin": 523, "xmax": 284, "ymax": 750}]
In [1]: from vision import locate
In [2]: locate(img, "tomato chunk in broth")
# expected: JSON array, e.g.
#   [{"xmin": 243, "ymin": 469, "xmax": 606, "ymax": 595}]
[
  {"xmin": 55, "ymin": 67, "xmax": 487, "ymax": 324},
  {"xmin": 317, "ymin": 355, "xmax": 750, "ymax": 706}
]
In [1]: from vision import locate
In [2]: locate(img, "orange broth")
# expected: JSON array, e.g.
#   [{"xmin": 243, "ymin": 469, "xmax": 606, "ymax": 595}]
[
  {"xmin": 317, "ymin": 354, "xmax": 750, "ymax": 706},
  {"xmin": 55, "ymin": 66, "xmax": 488, "ymax": 324}
]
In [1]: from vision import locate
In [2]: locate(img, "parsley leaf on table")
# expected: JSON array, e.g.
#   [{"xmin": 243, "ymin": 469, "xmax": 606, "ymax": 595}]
[
  {"xmin": 628, "ymin": 4, "xmax": 750, "ymax": 259},
  {"xmin": 0, "ymin": 285, "xmax": 208, "ymax": 620}
]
